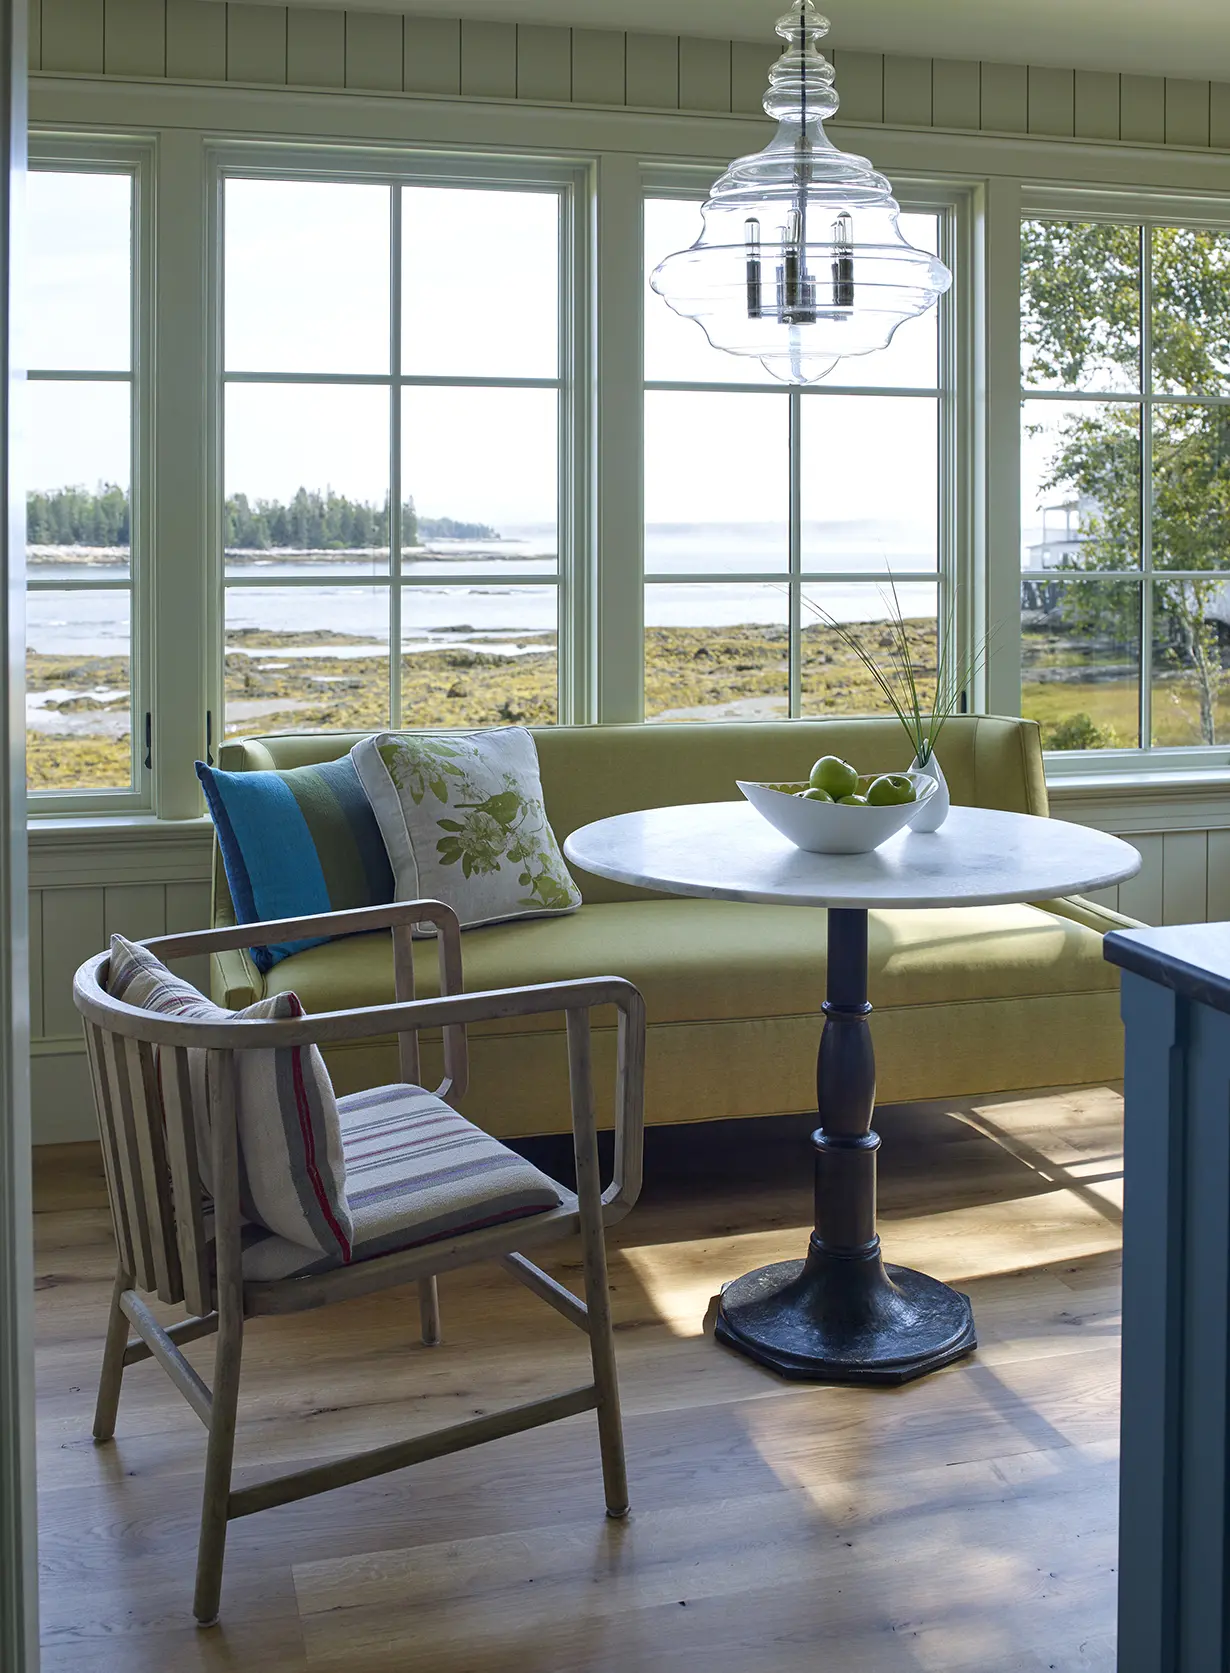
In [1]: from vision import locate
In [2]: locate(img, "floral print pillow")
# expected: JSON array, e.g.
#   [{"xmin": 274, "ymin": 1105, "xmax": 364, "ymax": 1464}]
[{"xmin": 350, "ymin": 728, "xmax": 582, "ymax": 935}]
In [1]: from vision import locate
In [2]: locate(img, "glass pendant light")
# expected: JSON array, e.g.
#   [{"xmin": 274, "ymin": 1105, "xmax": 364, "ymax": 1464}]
[{"xmin": 650, "ymin": 0, "xmax": 952, "ymax": 384}]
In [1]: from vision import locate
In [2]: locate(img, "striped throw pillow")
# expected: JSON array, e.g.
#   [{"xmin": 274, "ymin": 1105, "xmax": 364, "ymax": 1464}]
[
  {"xmin": 107, "ymin": 934, "xmax": 353, "ymax": 1264},
  {"xmin": 196, "ymin": 756, "xmax": 394, "ymax": 972}
]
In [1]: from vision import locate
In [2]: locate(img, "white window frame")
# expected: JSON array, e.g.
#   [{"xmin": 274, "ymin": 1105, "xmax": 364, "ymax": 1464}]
[
  {"xmin": 203, "ymin": 141, "xmax": 594, "ymax": 762},
  {"xmin": 26, "ymin": 133, "xmax": 154, "ymax": 815},
  {"xmin": 638, "ymin": 164, "xmax": 977, "ymax": 722},
  {"xmin": 1022, "ymin": 183, "xmax": 1230, "ymax": 779}
]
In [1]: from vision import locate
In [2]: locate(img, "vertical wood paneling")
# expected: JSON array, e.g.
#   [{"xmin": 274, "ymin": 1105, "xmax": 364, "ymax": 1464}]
[
  {"xmin": 403, "ymin": 15, "xmax": 459, "ymax": 96},
  {"xmin": 226, "ymin": 3, "xmax": 288, "ymax": 85},
  {"xmin": 28, "ymin": 893, "xmax": 43, "ymax": 1042},
  {"xmin": 678, "ymin": 35, "xmax": 730, "ymax": 112},
  {"xmin": 1027, "ymin": 66, "xmax": 1074, "ymax": 136},
  {"xmin": 1120, "ymin": 73, "xmax": 1166, "ymax": 144},
  {"xmin": 103, "ymin": 0, "xmax": 165, "ymax": 75},
  {"xmin": 831, "ymin": 48, "xmax": 883, "ymax": 123},
  {"xmin": 165, "ymin": 0, "xmax": 225, "ymax": 80},
  {"xmin": 515, "ymin": 23, "xmax": 570, "ymax": 103},
  {"xmin": 103, "ymin": 883, "xmax": 167, "ymax": 947},
  {"xmin": 459, "ymin": 17, "xmax": 515, "ymax": 98},
  {"xmin": 731, "ymin": 38, "xmax": 774, "ymax": 116},
  {"xmin": 980, "ymin": 62, "xmax": 1028, "ymax": 134},
  {"xmin": 1165, "ymin": 79, "xmax": 1210, "ymax": 147},
  {"xmin": 40, "ymin": 0, "xmax": 103, "ymax": 72},
  {"xmin": 1118, "ymin": 834, "xmax": 1165, "ymax": 926},
  {"xmin": 287, "ymin": 8, "xmax": 345, "ymax": 88},
  {"xmin": 1074, "ymin": 69, "xmax": 1120, "ymax": 140},
  {"xmin": 625, "ymin": 30, "xmax": 677, "ymax": 109},
  {"xmin": 29, "ymin": 0, "xmax": 41, "ymax": 70},
  {"xmin": 882, "ymin": 54, "xmax": 931, "ymax": 127},
  {"xmin": 164, "ymin": 880, "xmax": 213, "ymax": 995},
  {"xmin": 1212, "ymin": 83, "xmax": 1230, "ymax": 149},
  {"xmin": 344, "ymin": 12, "xmax": 401, "ymax": 91},
  {"xmin": 572, "ymin": 28, "xmax": 624, "ymax": 107},
  {"xmin": 40, "ymin": 888, "xmax": 106, "ymax": 1038},
  {"xmin": 1161, "ymin": 831, "xmax": 1209, "ymax": 926},
  {"xmin": 931, "ymin": 58, "xmax": 980, "ymax": 130},
  {"xmin": 1206, "ymin": 831, "xmax": 1230, "ymax": 922}
]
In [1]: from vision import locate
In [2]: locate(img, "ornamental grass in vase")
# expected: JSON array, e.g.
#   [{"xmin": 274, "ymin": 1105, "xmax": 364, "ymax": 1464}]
[{"xmin": 802, "ymin": 581, "xmax": 991, "ymax": 833}]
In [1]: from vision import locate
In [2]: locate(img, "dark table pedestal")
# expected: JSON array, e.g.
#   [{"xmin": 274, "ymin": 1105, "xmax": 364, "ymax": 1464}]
[{"xmin": 714, "ymin": 907, "xmax": 977, "ymax": 1385}]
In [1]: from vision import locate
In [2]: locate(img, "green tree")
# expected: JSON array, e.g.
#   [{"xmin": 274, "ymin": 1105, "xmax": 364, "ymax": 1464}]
[{"xmin": 1022, "ymin": 221, "xmax": 1230, "ymax": 745}]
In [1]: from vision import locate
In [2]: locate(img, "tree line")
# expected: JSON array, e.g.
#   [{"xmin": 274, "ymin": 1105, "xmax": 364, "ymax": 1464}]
[{"xmin": 27, "ymin": 485, "xmax": 499, "ymax": 549}]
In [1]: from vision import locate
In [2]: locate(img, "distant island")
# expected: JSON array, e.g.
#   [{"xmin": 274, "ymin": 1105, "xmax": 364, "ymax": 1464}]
[{"xmin": 26, "ymin": 484, "xmax": 500, "ymax": 554}]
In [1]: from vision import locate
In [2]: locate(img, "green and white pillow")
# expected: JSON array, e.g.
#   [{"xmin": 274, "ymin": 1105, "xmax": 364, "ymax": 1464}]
[{"xmin": 350, "ymin": 728, "xmax": 582, "ymax": 935}]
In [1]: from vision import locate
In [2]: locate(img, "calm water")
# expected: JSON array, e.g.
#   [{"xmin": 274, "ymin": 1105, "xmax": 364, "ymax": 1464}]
[{"xmin": 27, "ymin": 522, "xmax": 939, "ymax": 658}]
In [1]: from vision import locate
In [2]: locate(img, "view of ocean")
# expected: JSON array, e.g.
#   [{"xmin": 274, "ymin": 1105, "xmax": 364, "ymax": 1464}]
[{"xmin": 27, "ymin": 521, "xmax": 940, "ymax": 659}]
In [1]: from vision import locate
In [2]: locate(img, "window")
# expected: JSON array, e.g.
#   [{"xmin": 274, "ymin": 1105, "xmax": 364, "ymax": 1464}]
[
  {"xmin": 642, "ymin": 194, "xmax": 950, "ymax": 724},
  {"xmin": 26, "ymin": 161, "xmax": 141, "ymax": 800},
  {"xmin": 1021, "ymin": 215, "xmax": 1230, "ymax": 759},
  {"xmin": 221, "ymin": 175, "xmax": 563, "ymax": 749}
]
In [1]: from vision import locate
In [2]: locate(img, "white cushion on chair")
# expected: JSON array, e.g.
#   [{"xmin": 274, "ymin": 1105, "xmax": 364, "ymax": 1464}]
[
  {"xmin": 230, "ymin": 1083, "xmax": 563, "ymax": 1282},
  {"xmin": 106, "ymin": 935, "xmax": 354, "ymax": 1264}
]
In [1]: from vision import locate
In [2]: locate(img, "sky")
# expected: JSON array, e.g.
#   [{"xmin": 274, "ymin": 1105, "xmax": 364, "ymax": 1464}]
[{"xmin": 26, "ymin": 171, "xmax": 944, "ymax": 549}]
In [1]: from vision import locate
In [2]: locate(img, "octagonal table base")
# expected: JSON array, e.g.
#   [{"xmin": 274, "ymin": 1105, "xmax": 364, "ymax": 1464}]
[{"xmin": 714, "ymin": 905, "xmax": 978, "ymax": 1385}]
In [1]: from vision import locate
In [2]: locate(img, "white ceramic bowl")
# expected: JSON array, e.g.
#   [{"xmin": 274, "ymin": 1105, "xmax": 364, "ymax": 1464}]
[{"xmin": 736, "ymin": 771, "xmax": 938, "ymax": 855}]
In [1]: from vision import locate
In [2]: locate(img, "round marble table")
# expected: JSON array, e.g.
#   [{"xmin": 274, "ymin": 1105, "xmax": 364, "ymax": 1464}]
[{"xmin": 564, "ymin": 801, "xmax": 1141, "ymax": 1386}]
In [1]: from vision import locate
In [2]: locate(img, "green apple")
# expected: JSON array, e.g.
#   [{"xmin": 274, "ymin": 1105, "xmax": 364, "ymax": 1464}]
[
  {"xmin": 866, "ymin": 773, "xmax": 916, "ymax": 807},
  {"xmin": 837, "ymin": 793, "xmax": 869, "ymax": 806},
  {"xmin": 796, "ymin": 786, "xmax": 833, "ymax": 802},
  {"xmin": 809, "ymin": 755, "xmax": 859, "ymax": 798}
]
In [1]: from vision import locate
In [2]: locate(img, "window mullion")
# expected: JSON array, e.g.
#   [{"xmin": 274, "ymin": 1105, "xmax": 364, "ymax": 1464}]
[
  {"xmin": 389, "ymin": 185, "xmax": 403, "ymax": 730},
  {"xmin": 1140, "ymin": 225, "xmax": 1154, "ymax": 753}
]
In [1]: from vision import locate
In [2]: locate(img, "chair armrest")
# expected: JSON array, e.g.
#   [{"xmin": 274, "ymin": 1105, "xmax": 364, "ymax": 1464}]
[
  {"xmin": 145, "ymin": 899, "xmax": 468, "ymax": 1104},
  {"xmin": 145, "ymin": 899, "xmax": 460, "ymax": 962}
]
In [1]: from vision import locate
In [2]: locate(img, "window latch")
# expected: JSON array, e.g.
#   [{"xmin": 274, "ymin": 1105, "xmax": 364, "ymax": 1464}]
[
  {"xmin": 206, "ymin": 708, "xmax": 214, "ymax": 767},
  {"xmin": 143, "ymin": 711, "xmax": 152, "ymax": 770}
]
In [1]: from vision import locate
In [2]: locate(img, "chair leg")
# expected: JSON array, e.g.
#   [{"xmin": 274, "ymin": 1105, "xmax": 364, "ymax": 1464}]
[
  {"xmin": 578, "ymin": 1213, "xmax": 629, "ymax": 1519},
  {"xmin": 93, "ymin": 1264, "xmax": 131, "ymax": 1443},
  {"xmin": 193, "ymin": 1298, "xmax": 243, "ymax": 1626},
  {"xmin": 418, "ymin": 1276, "xmax": 442, "ymax": 1347}
]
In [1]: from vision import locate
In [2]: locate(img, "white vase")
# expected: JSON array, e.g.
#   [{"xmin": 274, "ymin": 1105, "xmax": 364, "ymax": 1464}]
[{"xmin": 908, "ymin": 748, "xmax": 950, "ymax": 832}]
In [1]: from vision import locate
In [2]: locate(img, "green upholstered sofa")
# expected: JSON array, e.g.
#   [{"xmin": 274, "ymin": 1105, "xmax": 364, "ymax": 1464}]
[{"xmin": 210, "ymin": 716, "xmax": 1138, "ymax": 1139}]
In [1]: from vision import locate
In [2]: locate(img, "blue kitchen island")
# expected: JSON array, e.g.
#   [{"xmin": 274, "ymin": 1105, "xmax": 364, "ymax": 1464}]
[{"xmin": 1104, "ymin": 922, "xmax": 1230, "ymax": 1673}]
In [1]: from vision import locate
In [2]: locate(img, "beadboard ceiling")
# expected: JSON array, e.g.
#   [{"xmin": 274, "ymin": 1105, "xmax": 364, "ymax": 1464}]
[{"xmin": 266, "ymin": 0, "xmax": 1230, "ymax": 83}]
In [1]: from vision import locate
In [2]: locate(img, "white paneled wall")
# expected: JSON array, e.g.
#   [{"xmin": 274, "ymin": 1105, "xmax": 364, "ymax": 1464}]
[
  {"xmin": 31, "ymin": 0, "xmax": 1230, "ymax": 148},
  {"xmin": 30, "ymin": 830, "xmax": 212, "ymax": 1143}
]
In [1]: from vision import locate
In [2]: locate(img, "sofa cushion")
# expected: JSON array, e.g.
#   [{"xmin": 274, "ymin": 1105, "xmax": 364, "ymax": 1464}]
[
  {"xmin": 197, "ymin": 755, "xmax": 394, "ymax": 971},
  {"xmin": 226, "ymin": 1082, "xmax": 562, "ymax": 1282},
  {"xmin": 351, "ymin": 727, "xmax": 582, "ymax": 934},
  {"xmin": 264, "ymin": 896, "xmax": 1119, "ymax": 1032}
]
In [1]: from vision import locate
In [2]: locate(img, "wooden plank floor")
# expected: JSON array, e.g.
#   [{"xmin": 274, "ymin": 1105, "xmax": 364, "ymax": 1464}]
[{"xmin": 33, "ymin": 1086, "xmax": 1124, "ymax": 1672}]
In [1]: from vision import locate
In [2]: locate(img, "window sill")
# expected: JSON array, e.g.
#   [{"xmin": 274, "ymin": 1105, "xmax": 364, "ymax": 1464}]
[{"xmin": 27, "ymin": 814, "xmax": 214, "ymax": 889}]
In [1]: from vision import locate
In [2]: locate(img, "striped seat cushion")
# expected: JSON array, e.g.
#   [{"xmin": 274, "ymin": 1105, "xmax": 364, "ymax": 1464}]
[
  {"xmin": 197, "ymin": 756, "xmax": 394, "ymax": 973},
  {"xmin": 228, "ymin": 1083, "xmax": 562, "ymax": 1282},
  {"xmin": 107, "ymin": 935, "xmax": 353, "ymax": 1264}
]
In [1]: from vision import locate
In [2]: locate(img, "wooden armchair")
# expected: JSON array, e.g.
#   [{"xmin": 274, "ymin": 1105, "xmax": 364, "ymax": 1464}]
[{"xmin": 73, "ymin": 900, "xmax": 646, "ymax": 1625}]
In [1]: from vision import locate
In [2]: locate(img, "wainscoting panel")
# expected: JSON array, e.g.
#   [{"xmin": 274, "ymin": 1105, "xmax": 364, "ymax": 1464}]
[{"xmin": 30, "ymin": 0, "xmax": 1230, "ymax": 153}]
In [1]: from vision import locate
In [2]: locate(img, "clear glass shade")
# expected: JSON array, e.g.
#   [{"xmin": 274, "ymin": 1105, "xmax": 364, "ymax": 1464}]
[{"xmin": 650, "ymin": 0, "xmax": 952, "ymax": 384}]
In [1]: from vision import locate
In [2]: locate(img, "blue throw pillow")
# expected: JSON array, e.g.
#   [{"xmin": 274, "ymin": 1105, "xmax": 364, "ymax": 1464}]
[{"xmin": 197, "ymin": 756, "xmax": 394, "ymax": 973}]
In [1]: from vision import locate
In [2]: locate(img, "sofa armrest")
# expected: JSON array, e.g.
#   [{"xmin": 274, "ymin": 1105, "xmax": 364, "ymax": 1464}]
[
  {"xmin": 1038, "ymin": 893, "xmax": 1144, "ymax": 935},
  {"xmin": 212, "ymin": 946, "xmax": 264, "ymax": 1010}
]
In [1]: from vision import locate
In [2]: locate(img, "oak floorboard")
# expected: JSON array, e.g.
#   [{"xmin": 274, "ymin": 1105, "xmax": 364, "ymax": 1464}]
[{"xmin": 35, "ymin": 1087, "xmax": 1124, "ymax": 1668}]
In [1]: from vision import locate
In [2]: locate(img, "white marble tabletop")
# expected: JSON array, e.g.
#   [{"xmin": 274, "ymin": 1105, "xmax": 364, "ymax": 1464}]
[{"xmin": 563, "ymin": 802, "xmax": 1141, "ymax": 911}]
